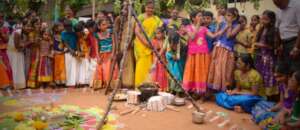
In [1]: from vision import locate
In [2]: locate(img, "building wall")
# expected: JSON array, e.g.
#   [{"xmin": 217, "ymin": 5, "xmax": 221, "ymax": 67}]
[{"xmin": 179, "ymin": 0, "xmax": 278, "ymax": 20}]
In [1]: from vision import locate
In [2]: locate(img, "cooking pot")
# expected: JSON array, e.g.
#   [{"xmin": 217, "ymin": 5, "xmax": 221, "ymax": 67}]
[{"xmin": 138, "ymin": 83, "xmax": 159, "ymax": 102}]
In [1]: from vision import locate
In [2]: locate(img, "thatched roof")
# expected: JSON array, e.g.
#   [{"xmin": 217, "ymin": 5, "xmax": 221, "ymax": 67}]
[{"xmin": 76, "ymin": 3, "xmax": 113, "ymax": 17}]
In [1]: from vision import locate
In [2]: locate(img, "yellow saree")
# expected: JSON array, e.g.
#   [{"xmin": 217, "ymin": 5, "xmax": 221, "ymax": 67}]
[{"xmin": 134, "ymin": 14, "xmax": 162, "ymax": 87}]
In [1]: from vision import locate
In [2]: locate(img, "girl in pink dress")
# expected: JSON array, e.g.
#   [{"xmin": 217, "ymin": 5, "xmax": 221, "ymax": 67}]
[{"xmin": 183, "ymin": 11, "xmax": 217, "ymax": 101}]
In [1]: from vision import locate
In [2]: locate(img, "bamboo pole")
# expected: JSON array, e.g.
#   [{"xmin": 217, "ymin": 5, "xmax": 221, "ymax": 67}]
[
  {"xmin": 96, "ymin": 1, "xmax": 134, "ymax": 129},
  {"xmin": 104, "ymin": 7, "xmax": 125, "ymax": 95},
  {"xmin": 104, "ymin": 57, "xmax": 117, "ymax": 94},
  {"xmin": 92, "ymin": 0, "xmax": 96, "ymax": 20}
]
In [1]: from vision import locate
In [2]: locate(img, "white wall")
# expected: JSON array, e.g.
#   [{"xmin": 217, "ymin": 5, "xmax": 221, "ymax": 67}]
[{"xmin": 179, "ymin": 0, "xmax": 278, "ymax": 20}]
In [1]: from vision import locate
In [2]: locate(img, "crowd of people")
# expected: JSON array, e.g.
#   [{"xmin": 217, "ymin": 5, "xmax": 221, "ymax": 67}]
[{"xmin": 0, "ymin": 0, "xmax": 300, "ymax": 129}]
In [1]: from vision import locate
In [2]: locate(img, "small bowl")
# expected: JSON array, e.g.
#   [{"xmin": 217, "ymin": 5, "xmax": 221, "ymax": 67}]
[
  {"xmin": 173, "ymin": 98, "xmax": 186, "ymax": 106},
  {"xmin": 192, "ymin": 111, "xmax": 205, "ymax": 124}
]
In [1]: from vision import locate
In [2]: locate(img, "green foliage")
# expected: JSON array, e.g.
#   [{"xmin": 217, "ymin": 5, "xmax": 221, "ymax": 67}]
[
  {"xmin": 61, "ymin": 114, "xmax": 84, "ymax": 130},
  {"xmin": 200, "ymin": 0, "xmax": 211, "ymax": 8},
  {"xmin": 134, "ymin": 0, "xmax": 144, "ymax": 15},
  {"xmin": 184, "ymin": 0, "xmax": 194, "ymax": 13},
  {"xmin": 63, "ymin": 0, "xmax": 90, "ymax": 13},
  {"xmin": 166, "ymin": 0, "xmax": 176, "ymax": 8},
  {"xmin": 128, "ymin": 0, "xmax": 163, "ymax": 15},
  {"xmin": 98, "ymin": 0, "xmax": 110, "ymax": 4},
  {"xmin": 250, "ymin": 0, "xmax": 260, "ymax": 10},
  {"xmin": 0, "ymin": 117, "xmax": 18, "ymax": 130},
  {"xmin": 15, "ymin": 0, "xmax": 29, "ymax": 13},
  {"xmin": 113, "ymin": 0, "xmax": 122, "ymax": 14},
  {"xmin": 215, "ymin": 0, "xmax": 229, "ymax": 6},
  {"xmin": 154, "ymin": 0, "xmax": 161, "ymax": 15},
  {"xmin": 0, "ymin": 0, "xmax": 46, "ymax": 18},
  {"xmin": 184, "ymin": 0, "xmax": 203, "ymax": 13}
]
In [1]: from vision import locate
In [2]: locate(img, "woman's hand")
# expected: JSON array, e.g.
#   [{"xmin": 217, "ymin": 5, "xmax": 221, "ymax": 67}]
[
  {"xmin": 216, "ymin": 15, "xmax": 225, "ymax": 25},
  {"xmin": 273, "ymin": 109, "xmax": 290, "ymax": 124},
  {"xmin": 111, "ymin": 55, "xmax": 117, "ymax": 62},
  {"xmin": 172, "ymin": 55, "xmax": 178, "ymax": 61},
  {"xmin": 290, "ymin": 47, "xmax": 300, "ymax": 59},
  {"xmin": 227, "ymin": 89, "xmax": 241, "ymax": 95},
  {"xmin": 239, "ymin": 41, "xmax": 251, "ymax": 48},
  {"xmin": 97, "ymin": 58, "xmax": 102, "ymax": 64},
  {"xmin": 226, "ymin": 90, "xmax": 236, "ymax": 95},
  {"xmin": 226, "ymin": 90, "xmax": 232, "ymax": 95},
  {"xmin": 268, "ymin": 107, "xmax": 276, "ymax": 112},
  {"xmin": 255, "ymin": 43, "xmax": 268, "ymax": 48},
  {"xmin": 276, "ymin": 44, "xmax": 284, "ymax": 56}
]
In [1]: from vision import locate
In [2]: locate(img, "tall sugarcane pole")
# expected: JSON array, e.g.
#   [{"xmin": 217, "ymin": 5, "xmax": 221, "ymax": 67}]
[
  {"xmin": 96, "ymin": 1, "xmax": 134, "ymax": 129},
  {"xmin": 104, "ymin": 7, "xmax": 125, "ymax": 95},
  {"xmin": 92, "ymin": 0, "xmax": 96, "ymax": 20}
]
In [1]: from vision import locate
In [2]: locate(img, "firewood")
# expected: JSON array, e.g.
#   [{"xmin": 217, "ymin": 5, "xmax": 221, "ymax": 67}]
[
  {"xmin": 120, "ymin": 108, "xmax": 134, "ymax": 116},
  {"xmin": 166, "ymin": 105, "xmax": 180, "ymax": 112}
]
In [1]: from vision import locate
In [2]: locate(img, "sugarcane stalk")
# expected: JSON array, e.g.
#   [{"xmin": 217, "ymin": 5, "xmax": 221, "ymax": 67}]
[
  {"xmin": 104, "ymin": 8, "xmax": 126, "ymax": 95},
  {"xmin": 104, "ymin": 57, "xmax": 117, "ymax": 95},
  {"xmin": 96, "ymin": 1, "xmax": 134, "ymax": 129},
  {"xmin": 130, "ymin": 4, "xmax": 201, "ymax": 112}
]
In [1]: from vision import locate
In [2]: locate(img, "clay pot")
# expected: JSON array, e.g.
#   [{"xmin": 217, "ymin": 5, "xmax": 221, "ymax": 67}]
[
  {"xmin": 192, "ymin": 111, "xmax": 205, "ymax": 124},
  {"xmin": 138, "ymin": 83, "xmax": 159, "ymax": 102}
]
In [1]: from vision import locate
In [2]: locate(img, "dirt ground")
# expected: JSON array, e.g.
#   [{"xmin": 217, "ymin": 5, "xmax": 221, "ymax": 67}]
[{"xmin": 0, "ymin": 88, "xmax": 261, "ymax": 130}]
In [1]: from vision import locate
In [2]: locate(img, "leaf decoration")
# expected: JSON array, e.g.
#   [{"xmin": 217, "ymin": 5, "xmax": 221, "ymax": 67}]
[{"xmin": 0, "ymin": 117, "xmax": 18, "ymax": 130}]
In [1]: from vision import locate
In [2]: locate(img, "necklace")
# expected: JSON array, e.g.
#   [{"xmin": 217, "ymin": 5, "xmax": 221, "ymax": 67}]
[{"xmin": 99, "ymin": 31, "xmax": 109, "ymax": 39}]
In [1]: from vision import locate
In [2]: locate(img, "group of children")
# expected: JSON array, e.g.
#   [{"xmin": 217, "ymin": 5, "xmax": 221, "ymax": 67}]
[
  {"xmin": 148, "ymin": 4, "xmax": 300, "ymax": 129},
  {"xmin": 0, "ymin": 1, "xmax": 300, "ymax": 129},
  {"xmin": 0, "ymin": 9, "xmax": 119, "ymax": 90}
]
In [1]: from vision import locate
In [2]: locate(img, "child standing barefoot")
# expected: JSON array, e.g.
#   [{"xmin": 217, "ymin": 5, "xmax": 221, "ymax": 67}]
[
  {"xmin": 37, "ymin": 29, "xmax": 53, "ymax": 88},
  {"xmin": 255, "ymin": 10, "xmax": 279, "ymax": 100},
  {"xmin": 27, "ymin": 18, "xmax": 42, "ymax": 88},
  {"xmin": 53, "ymin": 22, "xmax": 66, "ymax": 87},
  {"xmin": 93, "ymin": 18, "xmax": 118, "ymax": 89},
  {"xmin": 61, "ymin": 19, "xmax": 78, "ymax": 88},
  {"xmin": 151, "ymin": 27, "xmax": 168, "ymax": 91},
  {"xmin": 166, "ymin": 32, "xmax": 184, "ymax": 96},
  {"xmin": 183, "ymin": 11, "xmax": 217, "ymax": 102},
  {"xmin": 75, "ymin": 23, "xmax": 90, "ymax": 87},
  {"xmin": 208, "ymin": 8, "xmax": 241, "ymax": 92}
]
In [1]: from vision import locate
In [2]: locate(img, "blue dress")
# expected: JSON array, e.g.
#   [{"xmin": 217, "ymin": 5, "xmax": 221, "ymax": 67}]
[
  {"xmin": 215, "ymin": 20, "xmax": 239, "ymax": 51},
  {"xmin": 94, "ymin": 31, "xmax": 113, "ymax": 53},
  {"xmin": 215, "ymin": 92, "xmax": 263, "ymax": 113},
  {"xmin": 206, "ymin": 23, "xmax": 217, "ymax": 52},
  {"xmin": 61, "ymin": 31, "xmax": 77, "ymax": 51},
  {"xmin": 166, "ymin": 51, "xmax": 184, "ymax": 93}
]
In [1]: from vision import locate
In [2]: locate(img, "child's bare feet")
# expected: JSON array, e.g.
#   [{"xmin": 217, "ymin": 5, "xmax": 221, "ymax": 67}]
[{"xmin": 234, "ymin": 106, "xmax": 244, "ymax": 113}]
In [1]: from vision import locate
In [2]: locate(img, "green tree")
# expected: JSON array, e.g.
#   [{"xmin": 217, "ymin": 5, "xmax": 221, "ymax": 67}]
[{"xmin": 0, "ymin": 0, "xmax": 46, "ymax": 18}]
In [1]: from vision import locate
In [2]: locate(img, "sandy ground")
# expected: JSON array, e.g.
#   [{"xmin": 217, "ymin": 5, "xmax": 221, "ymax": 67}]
[{"xmin": 0, "ymin": 88, "xmax": 261, "ymax": 130}]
